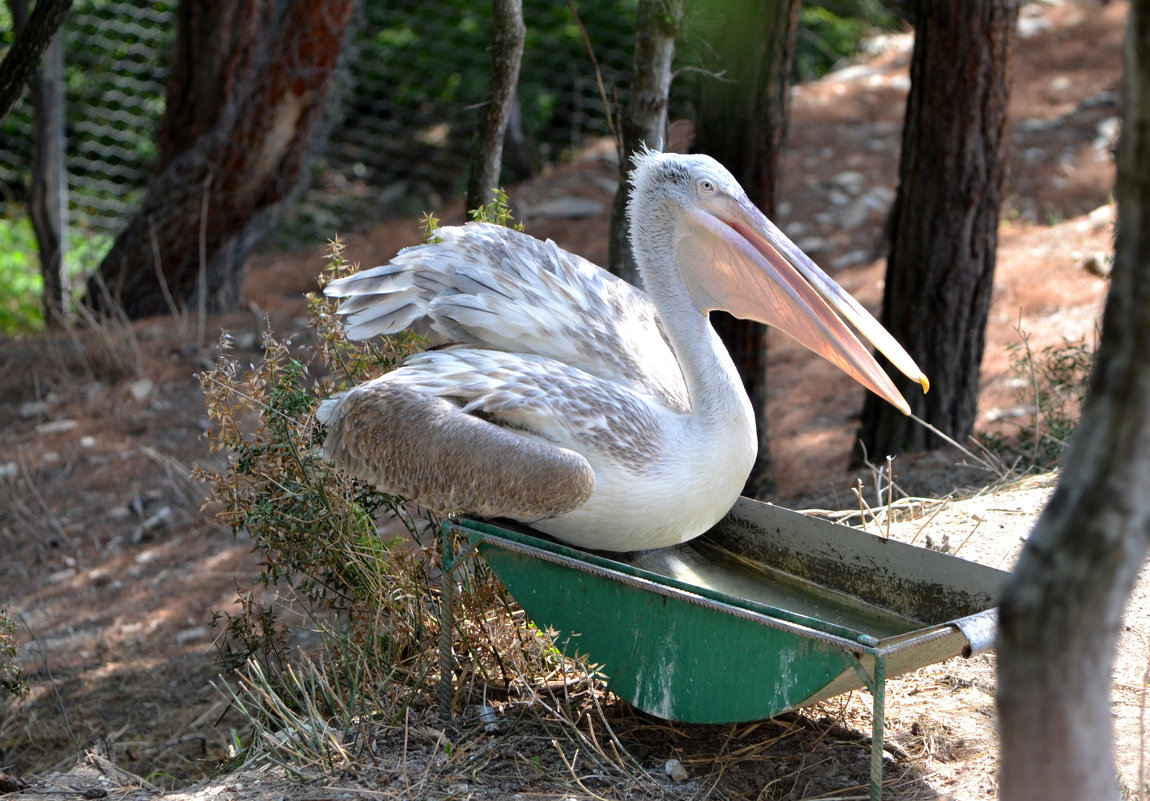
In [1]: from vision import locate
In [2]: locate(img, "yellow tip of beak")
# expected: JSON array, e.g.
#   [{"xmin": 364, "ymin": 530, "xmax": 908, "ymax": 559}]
[{"xmin": 919, "ymin": 376, "xmax": 930, "ymax": 394}]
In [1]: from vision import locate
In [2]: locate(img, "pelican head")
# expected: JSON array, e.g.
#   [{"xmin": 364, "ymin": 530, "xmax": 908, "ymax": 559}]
[{"xmin": 628, "ymin": 150, "xmax": 929, "ymax": 414}]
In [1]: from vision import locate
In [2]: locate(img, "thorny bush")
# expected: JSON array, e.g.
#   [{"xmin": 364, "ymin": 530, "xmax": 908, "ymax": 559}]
[{"xmin": 194, "ymin": 225, "xmax": 580, "ymax": 766}]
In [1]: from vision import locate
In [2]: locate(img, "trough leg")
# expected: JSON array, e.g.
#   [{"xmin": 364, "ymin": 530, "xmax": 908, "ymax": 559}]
[
  {"xmin": 439, "ymin": 523, "xmax": 454, "ymax": 720},
  {"xmin": 847, "ymin": 650, "xmax": 888, "ymax": 801},
  {"xmin": 438, "ymin": 523, "xmax": 480, "ymax": 719},
  {"xmin": 869, "ymin": 655, "xmax": 886, "ymax": 801}
]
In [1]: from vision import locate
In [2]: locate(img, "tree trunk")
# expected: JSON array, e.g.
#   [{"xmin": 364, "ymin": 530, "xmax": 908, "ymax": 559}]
[
  {"xmin": 997, "ymin": 5, "xmax": 1150, "ymax": 799},
  {"xmin": 11, "ymin": 0, "xmax": 69, "ymax": 328},
  {"xmin": 691, "ymin": 0, "xmax": 801, "ymax": 496},
  {"xmin": 153, "ymin": 1, "xmax": 270, "ymax": 175},
  {"xmin": 607, "ymin": 0, "xmax": 684, "ymax": 287},
  {"xmin": 466, "ymin": 0, "xmax": 525, "ymax": 213},
  {"xmin": 0, "ymin": 0, "xmax": 71, "ymax": 124},
  {"xmin": 87, "ymin": 0, "xmax": 354, "ymax": 320},
  {"xmin": 854, "ymin": 0, "xmax": 1017, "ymax": 462}
]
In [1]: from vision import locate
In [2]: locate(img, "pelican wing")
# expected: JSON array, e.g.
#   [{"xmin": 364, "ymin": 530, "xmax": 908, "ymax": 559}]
[
  {"xmin": 316, "ymin": 349, "xmax": 666, "ymax": 521},
  {"xmin": 326, "ymin": 223, "xmax": 689, "ymax": 412},
  {"xmin": 318, "ymin": 385, "xmax": 590, "ymax": 522}
]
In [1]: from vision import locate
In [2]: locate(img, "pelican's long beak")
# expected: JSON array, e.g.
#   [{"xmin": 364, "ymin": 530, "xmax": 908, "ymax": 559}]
[{"xmin": 681, "ymin": 195, "xmax": 929, "ymax": 414}]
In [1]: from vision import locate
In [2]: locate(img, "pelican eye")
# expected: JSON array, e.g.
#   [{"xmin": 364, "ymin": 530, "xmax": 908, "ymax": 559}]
[{"xmin": 698, "ymin": 178, "xmax": 716, "ymax": 195}]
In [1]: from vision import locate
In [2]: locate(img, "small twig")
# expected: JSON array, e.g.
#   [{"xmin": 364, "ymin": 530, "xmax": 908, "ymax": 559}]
[
  {"xmin": 197, "ymin": 168, "xmax": 212, "ymax": 348},
  {"xmin": 587, "ymin": 681, "xmax": 649, "ymax": 780},
  {"xmin": 551, "ymin": 740, "xmax": 611, "ymax": 801},
  {"xmin": 909, "ymin": 497, "xmax": 952, "ymax": 547},
  {"xmin": 5, "ymin": 460, "xmax": 76, "ymax": 548},
  {"xmin": 566, "ymin": 0, "xmax": 618, "ymax": 154},
  {"xmin": 402, "ymin": 706, "xmax": 410, "ymax": 790},
  {"xmin": 1012, "ymin": 318, "xmax": 1043, "ymax": 466},
  {"xmin": 148, "ymin": 216, "xmax": 189, "ymax": 340},
  {"xmin": 951, "ymin": 515, "xmax": 983, "ymax": 558},
  {"xmin": 148, "ymin": 733, "xmax": 207, "ymax": 759},
  {"xmin": 885, "ymin": 455, "xmax": 894, "ymax": 540},
  {"xmin": 851, "ymin": 478, "xmax": 878, "ymax": 533},
  {"xmin": 907, "ymin": 412, "xmax": 1005, "ymax": 478},
  {"xmin": 967, "ymin": 434, "xmax": 1015, "ymax": 479},
  {"xmin": 19, "ymin": 611, "xmax": 82, "ymax": 755}
]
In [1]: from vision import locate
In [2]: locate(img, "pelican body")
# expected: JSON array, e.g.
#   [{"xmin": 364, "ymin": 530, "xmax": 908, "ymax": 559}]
[{"xmin": 318, "ymin": 151, "xmax": 927, "ymax": 551}]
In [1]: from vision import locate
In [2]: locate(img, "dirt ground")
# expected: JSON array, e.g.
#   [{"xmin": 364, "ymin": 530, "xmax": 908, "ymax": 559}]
[{"xmin": 0, "ymin": 2, "xmax": 1139, "ymax": 799}]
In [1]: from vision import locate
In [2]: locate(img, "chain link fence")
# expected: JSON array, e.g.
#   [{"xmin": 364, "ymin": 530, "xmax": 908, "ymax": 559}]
[
  {"xmin": 1, "ymin": 0, "xmax": 881, "ymax": 291},
  {"xmin": 1, "ymin": 2, "xmax": 175, "ymax": 252},
  {"xmin": 0, "ymin": 0, "xmax": 640, "ymax": 265}
]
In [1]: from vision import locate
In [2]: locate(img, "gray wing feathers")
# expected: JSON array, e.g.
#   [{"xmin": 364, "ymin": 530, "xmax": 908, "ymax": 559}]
[{"xmin": 318, "ymin": 380, "xmax": 595, "ymax": 521}]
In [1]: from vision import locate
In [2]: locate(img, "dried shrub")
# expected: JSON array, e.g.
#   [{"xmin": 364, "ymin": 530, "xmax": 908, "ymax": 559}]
[
  {"xmin": 195, "ymin": 237, "xmax": 430, "ymax": 682},
  {"xmin": 195, "ymin": 223, "xmax": 589, "ymax": 771}
]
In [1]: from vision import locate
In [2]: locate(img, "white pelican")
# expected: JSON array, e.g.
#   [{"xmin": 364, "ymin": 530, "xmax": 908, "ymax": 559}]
[{"xmin": 317, "ymin": 151, "xmax": 928, "ymax": 552}]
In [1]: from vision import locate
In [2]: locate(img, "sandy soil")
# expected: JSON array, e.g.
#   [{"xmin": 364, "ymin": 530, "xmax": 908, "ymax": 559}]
[{"xmin": 0, "ymin": 2, "xmax": 1139, "ymax": 799}]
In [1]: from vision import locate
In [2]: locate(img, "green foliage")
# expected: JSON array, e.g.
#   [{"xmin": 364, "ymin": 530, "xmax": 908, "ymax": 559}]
[
  {"xmin": 468, "ymin": 187, "xmax": 525, "ymax": 231},
  {"xmin": 1, "ymin": 606, "xmax": 26, "ymax": 701},
  {"xmin": 0, "ymin": 214, "xmax": 113, "ymax": 334},
  {"xmin": 0, "ymin": 217, "xmax": 43, "ymax": 335},
  {"xmin": 278, "ymin": 0, "xmax": 641, "ymax": 243},
  {"xmin": 796, "ymin": 1, "xmax": 899, "ymax": 81},
  {"xmin": 353, "ymin": 0, "xmax": 636, "ymax": 144},
  {"xmin": 0, "ymin": 1, "xmax": 174, "ymax": 221},
  {"xmin": 981, "ymin": 335, "xmax": 1096, "ymax": 470}
]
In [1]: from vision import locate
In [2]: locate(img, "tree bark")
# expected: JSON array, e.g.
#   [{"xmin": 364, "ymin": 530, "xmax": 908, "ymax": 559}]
[
  {"xmin": 690, "ymin": 0, "xmax": 801, "ymax": 496},
  {"xmin": 11, "ymin": 0, "xmax": 69, "ymax": 328},
  {"xmin": 0, "ymin": 0, "xmax": 71, "ymax": 124},
  {"xmin": 87, "ymin": 0, "xmax": 354, "ymax": 320},
  {"xmin": 607, "ymin": 0, "xmax": 684, "ymax": 286},
  {"xmin": 854, "ymin": 0, "xmax": 1017, "ymax": 462},
  {"xmin": 466, "ymin": 0, "xmax": 525, "ymax": 213},
  {"xmin": 997, "ymin": 5, "xmax": 1150, "ymax": 799},
  {"xmin": 153, "ymin": 1, "xmax": 271, "ymax": 175}
]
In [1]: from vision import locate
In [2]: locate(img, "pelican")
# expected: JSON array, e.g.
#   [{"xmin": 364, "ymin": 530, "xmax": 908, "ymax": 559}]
[{"xmin": 317, "ymin": 150, "xmax": 928, "ymax": 552}]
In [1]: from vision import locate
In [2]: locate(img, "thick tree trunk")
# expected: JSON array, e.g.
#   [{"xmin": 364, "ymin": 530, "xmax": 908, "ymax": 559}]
[
  {"xmin": 0, "ymin": 0, "xmax": 71, "ymax": 124},
  {"xmin": 466, "ymin": 0, "xmax": 525, "ymax": 213},
  {"xmin": 854, "ymin": 1, "xmax": 1017, "ymax": 462},
  {"xmin": 607, "ymin": 0, "xmax": 684, "ymax": 286},
  {"xmin": 691, "ymin": 0, "xmax": 801, "ymax": 496},
  {"xmin": 88, "ymin": 0, "xmax": 354, "ymax": 319},
  {"xmin": 997, "ymin": 5, "xmax": 1150, "ymax": 799},
  {"xmin": 11, "ymin": 0, "xmax": 69, "ymax": 328},
  {"xmin": 153, "ymin": 1, "xmax": 271, "ymax": 174}
]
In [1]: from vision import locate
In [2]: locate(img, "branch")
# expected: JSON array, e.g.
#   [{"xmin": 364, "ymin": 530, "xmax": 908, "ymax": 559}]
[
  {"xmin": 466, "ymin": 0, "xmax": 525, "ymax": 213},
  {"xmin": 0, "ymin": 0, "xmax": 73, "ymax": 124}
]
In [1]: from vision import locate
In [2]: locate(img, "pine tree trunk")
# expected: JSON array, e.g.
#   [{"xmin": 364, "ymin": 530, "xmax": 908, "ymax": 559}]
[
  {"xmin": 466, "ymin": 0, "xmax": 525, "ymax": 213},
  {"xmin": 608, "ymin": 0, "xmax": 684, "ymax": 287},
  {"xmin": 997, "ymin": 5, "xmax": 1150, "ymax": 798},
  {"xmin": 691, "ymin": 0, "xmax": 801, "ymax": 495},
  {"xmin": 854, "ymin": 0, "xmax": 1017, "ymax": 462},
  {"xmin": 87, "ymin": 0, "xmax": 354, "ymax": 319}
]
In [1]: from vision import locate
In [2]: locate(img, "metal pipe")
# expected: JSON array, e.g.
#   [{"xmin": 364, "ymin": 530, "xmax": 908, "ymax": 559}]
[
  {"xmin": 870, "ymin": 655, "xmax": 887, "ymax": 801},
  {"xmin": 439, "ymin": 523, "xmax": 454, "ymax": 720}
]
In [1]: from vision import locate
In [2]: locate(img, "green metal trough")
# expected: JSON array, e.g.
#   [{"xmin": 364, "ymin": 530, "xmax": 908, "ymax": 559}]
[{"xmin": 441, "ymin": 497, "xmax": 1007, "ymax": 801}]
